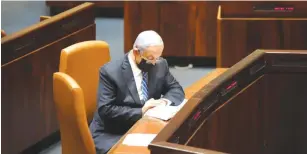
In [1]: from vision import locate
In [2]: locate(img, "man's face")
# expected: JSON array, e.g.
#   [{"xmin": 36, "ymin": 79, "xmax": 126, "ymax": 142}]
[{"xmin": 139, "ymin": 45, "xmax": 164, "ymax": 65}]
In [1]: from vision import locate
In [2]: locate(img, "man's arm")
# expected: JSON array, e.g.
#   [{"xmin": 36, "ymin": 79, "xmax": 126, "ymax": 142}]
[
  {"xmin": 97, "ymin": 67, "xmax": 142, "ymax": 125},
  {"xmin": 161, "ymin": 60, "xmax": 185, "ymax": 106}
]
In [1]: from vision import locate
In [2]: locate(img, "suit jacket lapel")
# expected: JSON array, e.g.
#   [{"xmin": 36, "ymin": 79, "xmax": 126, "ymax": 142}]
[
  {"xmin": 148, "ymin": 66, "xmax": 158, "ymax": 99},
  {"xmin": 122, "ymin": 54, "xmax": 142, "ymax": 105}
]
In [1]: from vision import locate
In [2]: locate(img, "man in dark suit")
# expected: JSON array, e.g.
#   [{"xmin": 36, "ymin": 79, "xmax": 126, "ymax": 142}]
[{"xmin": 89, "ymin": 30, "xmax": 185, "ymax": 154}]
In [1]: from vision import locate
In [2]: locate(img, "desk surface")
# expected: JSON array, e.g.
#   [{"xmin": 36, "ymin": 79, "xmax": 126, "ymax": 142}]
[{"xmin": 108, "ymin": 68, "xmax": 227, "ymax": 154}]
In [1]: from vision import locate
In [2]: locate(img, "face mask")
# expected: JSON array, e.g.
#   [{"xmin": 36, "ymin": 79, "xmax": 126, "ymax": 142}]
[{"xmin": 137, "ymin": 58, "xmax": 153, "ymax": 72}]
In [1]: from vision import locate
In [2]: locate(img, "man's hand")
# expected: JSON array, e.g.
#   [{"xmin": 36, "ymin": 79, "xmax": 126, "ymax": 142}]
[{"xmin": 142, "ymin": 98, "xmax": 167, "ymax": 115}]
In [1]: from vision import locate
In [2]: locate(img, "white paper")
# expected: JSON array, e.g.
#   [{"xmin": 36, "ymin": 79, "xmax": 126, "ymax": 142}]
[
  {"xmin": 122, "ymin": 133, "xmax": 157, "ymax": 146},
  {"xmin": 144, "ymin": 99, "xmax": 188, "ymax": 121}
]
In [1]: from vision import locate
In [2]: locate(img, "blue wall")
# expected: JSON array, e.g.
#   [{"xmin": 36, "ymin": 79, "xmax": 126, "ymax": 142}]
[{"xmin": 1, "ymin": 1, "xmax": 49, "ymax": 35}]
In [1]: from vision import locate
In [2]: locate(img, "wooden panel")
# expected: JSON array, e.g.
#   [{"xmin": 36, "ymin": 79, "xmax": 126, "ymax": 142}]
[
  {"xmin": 217, "ymin": 20, "xmax": 281, "ymax": 67},
  {"xmin": 187, "ymin": 73, "xmax": 307, "ymax": 154},
  {"xmin": 283, "ymin": 20, "xmax": 307, "ymax": 50},
  {"xmin": 298, "ymin": 80, "xmax": 307, "ymax": 154},
  {"xmin": 217, "ymin": 19, "xmax": 307, "ymax": 68},
  {"xmin": 217, "ymin": 2, "xmax": 307, "ymax": 68},
  {"xmin": 159, "ymin": 2, "xmax": 196, "ymax": 57},
  {"xmin": 125, "ymin": 1, "xmax": 307, "ymax": 60},
  {"xmin": 124, "ymin": 1, "xmax": 218, "ymax": 58},
  {"xmin": 195, "ymin": 2, "xmax": 219, "ymax": 57},
  {"xmin": 263, "ymin": 74, "xmax": 307, "ymax": 154},
  {"xmin": 139, "ymin": 2, "xmax": 159, "ymax": 33},
  {"xmin": 124, "ymin": 1, "xmax": 141, "ymax": 52},
  {"xmin": 219, "ymin": 1, "xmax": 307, "ymax": 18},
  {"xmin": 1, "ymin": 24, "xmax": 95, "ymax": 154},
  {"xmin": 187, "ymin": 76, "xmax": 264, "ymax": 154},
  {"xmin": 149, "ymin": 50, "xmax": 307, "ymax": 153},
  {"xmin": 124, "ymin": 1, "xmax": 160, "ymax": 52}
]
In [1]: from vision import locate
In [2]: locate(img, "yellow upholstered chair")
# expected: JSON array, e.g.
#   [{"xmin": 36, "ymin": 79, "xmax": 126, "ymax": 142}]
[
  {"xmin": 53, "ymin": 40, "xmax": 111, "ymax": 154},
  {"xmin": 53, "ymin": 72, "xmax": 96, "ymax": 154},
  {"xmin": 59, "ymin": 40, "xmax": 110, "ymax": 121}
]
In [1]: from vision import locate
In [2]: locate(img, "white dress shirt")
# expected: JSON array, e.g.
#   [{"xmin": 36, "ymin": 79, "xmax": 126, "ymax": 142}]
[{"xmin": 128, "ymin": 51, "xmax": 171, "ymax": 105}]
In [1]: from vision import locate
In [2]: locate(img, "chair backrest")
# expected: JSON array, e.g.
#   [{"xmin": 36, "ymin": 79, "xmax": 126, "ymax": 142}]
[
  {"xmin": 53, "ymin": 72, "xmax": 96, "ymax": 154},
  {"xmin": 59, "ymin": 40, "xmax": 111, "ymax": 121}
]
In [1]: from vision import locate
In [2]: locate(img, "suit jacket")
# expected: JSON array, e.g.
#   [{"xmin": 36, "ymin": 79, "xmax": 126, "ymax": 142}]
[{"xmin": 89, "ymin": 53, "xmax": 185, "ymax": 153}]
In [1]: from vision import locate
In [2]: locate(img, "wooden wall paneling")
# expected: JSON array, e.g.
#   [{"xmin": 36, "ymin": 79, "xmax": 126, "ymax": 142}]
[
  {"xmin": 149, "ymin": 50, "xmax": 307, "ymax": 153},
  {"xmin": 186, "ymin": 73, "xmax": 307, "ymax": 154},
  {"xmin": 133, "ymin": 1, "xmax": 161, "ymax": 50},
  {"xmin": 218, "ymin": 1, "xmax": 307, "ymax": 18},
  {"xmin": 297, "ymin": 75, "xmax": 307, "ymax": 154},
  {"xmin": 217, "ymin": 19, "xmax": 281, "ymax": 67},
  {"xmin": 139, "ymin": 1, "xmax": 159, "ymax": 31},
  {"xmin": 187, "ymin": 76, "xmax": 265, "ymax": 154},
  {"xmin": 263, "ymin": 74, "xmax": 307, "ymax": 154},
  {"xmin": 1, "ymin": 24, "xmax": 95, "ymax": 154},
  {"xmin": 125, "ymin": 2, "xmax": 197, "ymax": 57},
  {"xmin": 217, "ymin": 2, "xmax": 307, "ymax": 68},
  {"xmin": 282, "ymin": 20, "xmax": 307, "ymax": 50},
  {"xmin": 125, "ymin": 1, "xmax": 160, "ymax": 52},
  {"xmin": 217, "ymin": 20, "xmax": 249, "ymax": 67},
  {"xmin": 195, "ymin": 2, "xmax": 220, "ymax": 57},
  {"xmin": 124, "ymin": 1, "xmax": 141, "ymax": 53},
  {"xmin": 159, "ymin": 2, "xmax": 196, "ymax": 57},
  {"xmin": 124, "ymin": 1, "xmax": 224, "ymax": 59}
]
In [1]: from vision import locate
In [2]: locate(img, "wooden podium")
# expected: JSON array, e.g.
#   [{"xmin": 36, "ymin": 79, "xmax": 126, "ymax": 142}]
[
  {"xmin": 217, "ymin": 2, "xmax": 307, "ymax": 67},
  {"xmin": 149, "ymin": 50, "xmax": 307, "ymax": 153}
]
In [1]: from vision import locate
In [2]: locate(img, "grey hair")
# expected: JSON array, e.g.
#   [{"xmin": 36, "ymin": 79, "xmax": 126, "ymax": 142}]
[{"xmin": 133, "ymin": 30, "xmax": 164, "ymax": 53}]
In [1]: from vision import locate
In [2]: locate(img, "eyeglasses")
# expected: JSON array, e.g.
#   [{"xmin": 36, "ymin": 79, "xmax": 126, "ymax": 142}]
[{"xmin": 140, "ymin": 55, "xmax": 163, "ymax": 63}]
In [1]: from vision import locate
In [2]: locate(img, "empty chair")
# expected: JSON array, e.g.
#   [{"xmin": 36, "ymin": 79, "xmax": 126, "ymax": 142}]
[
  {"xmin": 53, "ymin": 40, "xmax": 111, "ymax": 154},
  {"xmin": 53, "ymin": 72, "xmax": 96, "ymax": 154}
]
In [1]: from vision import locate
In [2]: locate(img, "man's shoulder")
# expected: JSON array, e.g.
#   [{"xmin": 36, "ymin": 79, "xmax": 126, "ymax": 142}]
[
  {"xmin": 156, "ymin": 57, "xmax": 169, "ymax": 68},
  {"xmin": 99, "ymin": 57, "xmax": 125, "ymax": 74}
]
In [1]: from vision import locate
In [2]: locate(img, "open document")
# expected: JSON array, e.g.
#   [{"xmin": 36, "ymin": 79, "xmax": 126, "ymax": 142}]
[{"xmin": 144, "ymin": 99, "xmax": 188, "ymax": 121}]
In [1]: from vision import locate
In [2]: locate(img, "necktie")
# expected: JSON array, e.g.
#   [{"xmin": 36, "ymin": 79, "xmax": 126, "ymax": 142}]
[{"xmin": 141, "ymin": 72, "xmax": 149, "ymax": 102}]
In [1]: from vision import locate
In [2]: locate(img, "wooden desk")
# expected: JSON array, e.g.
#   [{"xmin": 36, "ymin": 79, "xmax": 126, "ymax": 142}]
[
  {"xmin": 108, "ymin": 68, "xmax": 227, "ymax": 154},
  {"xmin": 148, "ymin": 50, "xmax": 307, "ymax": 154}
]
